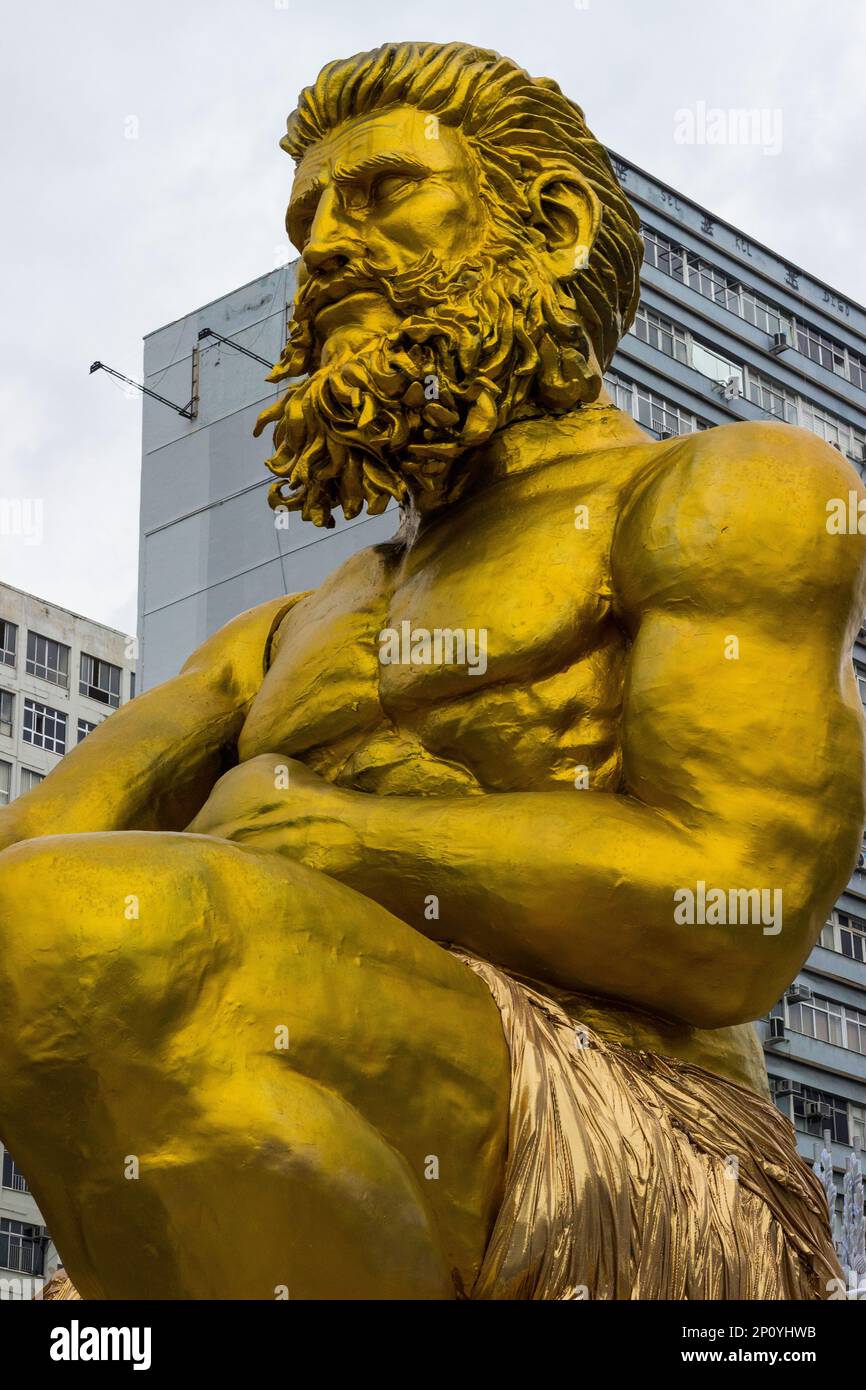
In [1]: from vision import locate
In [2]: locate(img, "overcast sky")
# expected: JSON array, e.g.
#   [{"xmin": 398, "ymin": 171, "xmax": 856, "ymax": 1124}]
[{"xmin": 1, "ymin": 0, "xmax": 863, "ymax": 634}]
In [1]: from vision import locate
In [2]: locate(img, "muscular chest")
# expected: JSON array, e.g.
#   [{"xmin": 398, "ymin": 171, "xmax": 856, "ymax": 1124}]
[{"xmin": 238, "ymin": 476, "xmax": 627, "ymax": 793}]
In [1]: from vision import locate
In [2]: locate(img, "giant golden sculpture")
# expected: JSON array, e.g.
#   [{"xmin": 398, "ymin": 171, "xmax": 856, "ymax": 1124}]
[{"xmin": 1, "ymin": 42, "xmax": 864, "ymax": 1300}]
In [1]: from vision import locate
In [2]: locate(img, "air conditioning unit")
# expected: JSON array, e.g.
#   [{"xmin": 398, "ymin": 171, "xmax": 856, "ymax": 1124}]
[
  {"xmin": 765, "ymin": 1017, "xmax": 787, "ymax": 1045},
  {"xmin": 804, "ymin": 1101, "xmax": 833, "ymax": 1121},
  {"xmin": 769, "ymin": 331, "xmax": 790, "ymax": 355},
  {"xmin": 786, "ymin": 983, "xmax": 813, "ymax": 1003},
  {"xmin": 721, "ymin": 374, "xmax": 741, "ymax": 401}
]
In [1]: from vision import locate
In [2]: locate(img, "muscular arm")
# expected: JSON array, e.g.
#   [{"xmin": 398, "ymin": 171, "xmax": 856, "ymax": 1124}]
[
  {"xmin": 219, "ymin": 425, "xmax": 866, "ymax": 1028},
  {"xmin": 0, "ymin": 595, "xmax": 300, "ymax": 851}
]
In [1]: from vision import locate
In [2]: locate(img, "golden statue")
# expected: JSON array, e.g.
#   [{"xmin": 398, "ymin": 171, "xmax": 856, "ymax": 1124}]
[{"xmin": 1, "ymin": 42, "xmax": 864, "ymax": 1300}]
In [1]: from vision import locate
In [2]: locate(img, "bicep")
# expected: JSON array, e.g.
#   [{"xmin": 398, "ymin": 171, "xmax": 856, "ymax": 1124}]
[
  {"xmin": 616, "ymin": 425, "xmax": 866, "ymax": 865},
  {"xmin": 621, "ymin": 609, "xmax": 850, "ymax": 845}
]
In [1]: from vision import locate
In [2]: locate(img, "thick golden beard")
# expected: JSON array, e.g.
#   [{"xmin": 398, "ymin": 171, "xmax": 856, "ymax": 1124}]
[{"xmin": 255, "ymin": 250, "xmax": 601, "ymax": 529}]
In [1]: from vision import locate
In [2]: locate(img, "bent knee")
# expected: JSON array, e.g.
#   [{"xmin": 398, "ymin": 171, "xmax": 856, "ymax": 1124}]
[{"xmin": 0, "ymin": 832, "xmax": 243, "ymax": 1051}]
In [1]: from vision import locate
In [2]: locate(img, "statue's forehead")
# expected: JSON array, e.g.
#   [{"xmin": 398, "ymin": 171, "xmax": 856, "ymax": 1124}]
[{"xmin": 291, "ymin": 104, "xmax": 471, "ymax": 196}]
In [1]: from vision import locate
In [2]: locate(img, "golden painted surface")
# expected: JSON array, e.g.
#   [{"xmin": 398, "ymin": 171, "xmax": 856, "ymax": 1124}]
[
  {"xmin": 458, "ymin": 951, "xmax": 842, "ymax": 1299},
  {"xmin": 0, "ymin": 42, "xmax": 864, "ymax": 1299}
]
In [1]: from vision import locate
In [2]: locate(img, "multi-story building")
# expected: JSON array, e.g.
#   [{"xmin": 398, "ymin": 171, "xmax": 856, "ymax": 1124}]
[
  {"xmin": 0, "ymin": 581, "xmax": 137, "ymax": 806},
  {"xmin": 138, "ymin": 154, "xmax": 866, "ymax": 1224},
  {"xmin": 0, "ymin": 580, "xmax": 136, "ymax": 1297}
]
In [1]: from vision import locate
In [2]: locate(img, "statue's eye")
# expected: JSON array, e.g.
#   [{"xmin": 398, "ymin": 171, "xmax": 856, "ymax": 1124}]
[{"xmin": 372, "ymin": 174, "xmax": 414, "ymax": 203}]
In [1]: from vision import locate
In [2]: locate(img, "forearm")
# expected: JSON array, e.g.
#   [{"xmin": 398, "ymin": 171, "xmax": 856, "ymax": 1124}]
[
  {"xmin": 0, "ymin": 596, "xmax": 297, "ymax": 851},
  {"xmin": 342, "ymin": 788, "xmax": 805, "ymax": 1027},
  {"xmin": 0, "ymin": 675, "xmax": 245, "ymax": 851}
]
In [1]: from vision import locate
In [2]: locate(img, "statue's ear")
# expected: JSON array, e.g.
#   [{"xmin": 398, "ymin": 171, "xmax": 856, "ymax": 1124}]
[{"xmin": 526, "ymin": 168, "xmax": 602, "ymax": 277}]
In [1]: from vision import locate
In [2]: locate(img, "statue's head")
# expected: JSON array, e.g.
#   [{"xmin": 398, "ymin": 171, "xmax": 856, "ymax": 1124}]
[{"xmin": 256, "ymin": 41, "xmax": 643, "ymax": 527}]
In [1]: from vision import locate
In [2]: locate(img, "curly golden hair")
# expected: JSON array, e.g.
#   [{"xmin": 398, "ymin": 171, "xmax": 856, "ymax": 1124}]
[{"xmin": 280, "ymin": 40, "xmax": 642, "ymax": 370}]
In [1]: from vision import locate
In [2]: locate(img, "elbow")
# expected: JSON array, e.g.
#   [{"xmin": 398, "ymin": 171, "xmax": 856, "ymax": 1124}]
[{"xmin": 661, "ymin": 970, "xmax": 771, "ymax": 1030}]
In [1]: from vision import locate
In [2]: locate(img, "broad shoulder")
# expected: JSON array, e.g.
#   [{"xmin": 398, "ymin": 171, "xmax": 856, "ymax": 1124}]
[
  {"xmin": 613, "ymin": 421, "xmax": 866, "ymax": 616},
  {"xmin": 181, "ymin": 593, "xmax": 307, "ymax": 686},
  {"xmin": 643, "ymin": 419, "xmax": 858, "ymax": 507}
]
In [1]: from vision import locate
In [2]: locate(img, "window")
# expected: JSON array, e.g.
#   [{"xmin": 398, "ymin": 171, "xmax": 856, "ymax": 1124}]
[
  {"xmin": 691, "ymin": 341, "xmax": 743, "ymax": 390},
  {"xmin": 19, "ymin": 768, "xmax": 44, "ymax": 794},
  {"xmin": 0, "ymin": 620, "xmax": 16, "ymax": 667},
  {"xmin": 603, "ymin": 371, "xmax": 634, "ymax": 414},
  {"xmin": 640, "ymin": 218, "xmax": 866, "ymax": 388},
  {"xmin": 631, "ymin": 302, "xmax": 748, "ymax": 392},
  {"xmin": 793, "ymin": 321, "xmax": 866, "ymax": 392},
  {"xmin": 641, "ymin": 221, "xmax": 806, "ymax": 340},
  {"xmin": 746, "ymin": 368, "xmax": 799, "ymax": 424},
  {"xmin": 857, "ymin": 663, "xmax": 866, "ymax": 707},
  {"xmin": 631, "ymin": 305, "xmax": 689, "ymax": 364},
  {"xmin": 0, "ymin": 690, "xmax": 12, "ymax": 739},
  {"xmin": 852, "ymin": 1104, "xmax": 866, "ymax": 1151},
  {"xmin": 642, "ymin": 226, "xmax": 684, "ymax": 282},
  {"xmin": 795, "ymin": 321, "xmax": 848, "ymax": 378},
  {"xmin": 845, "ymin": 1006, "xmax": 866, "ymax": 1054},
  {"xmin": 786, "ymin": 992, "xmax": 866, "ymax": 1055},
  {"xmin": 0, "ymin": 1218, "xmax": 44, "ymax": 1276},
  {"xmin": 769, "ymin": 1077, "xmax": 850, "ymax": 1145},
  {"xmin": 603, "ymin": 372, "xmax": 707, "ymax": 438},
  {"xmin": 850, "ymin": 354, "xmax": 866, "ymax": 393},
  {"xmin": 22, "ymin": 698, "xmax": 66, "ymax": 755},
  {"xmin": 25, "ymin": 631, "xmax": 69, "ymax": 689},
  {"xmin": 635, "ymin": 386, "xmax": 703, "ymax": 439},
  {"xmin": 787, "ymin": 994, "xmax": 841, "ymax": 1045},
  {"xmin": 130, "ymin": 671, "xmax": 136, "ymax": 700},
  {"xmin": 686, "ymin": 257, "xmax": 742, "ymax": 315},
  {"xmin": 739, "ymin": 287, "xmax": 787, "ymax": 337},
  {"xmin": 77, "ymin": 718, "xmax": 97, "ymax": 743},
  {"xmin": 0, "ymin": 761, "xmax": 10, "ymax": 807},
  {"xmin": 799, "ymin": 399, "xmax": 866, "ymax": 461},
  {"xmin": 79, "ymin": 653, "xmax": 122, "ymax": 709},
  {"xmin": 1, "ymin": 1150, "xmax": 29, "ymax": 1194},
  {"xmin": 837, "ymin": 911, "xmax": 866, "ymax": 964}
]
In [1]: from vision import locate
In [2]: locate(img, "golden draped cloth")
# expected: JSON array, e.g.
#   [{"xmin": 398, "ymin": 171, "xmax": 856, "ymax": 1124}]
[{"xmin": 457, "ymin": 951, "xmax": 843, "ymax": 1301}]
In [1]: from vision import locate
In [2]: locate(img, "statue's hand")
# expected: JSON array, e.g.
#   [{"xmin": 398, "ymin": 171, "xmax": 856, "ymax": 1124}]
[{"xmin": 186, "ymin": 753, "xmax": 367, "ymax": 878}]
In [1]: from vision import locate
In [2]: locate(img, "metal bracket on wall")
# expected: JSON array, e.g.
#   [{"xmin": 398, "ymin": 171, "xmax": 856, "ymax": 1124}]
[
  {"xmin": 90, "ymin": 348, "xmax": 200, "ymax": 420},
  {"xmin": 197, "ymin": 327, "xmax": 273, "ymax": 370}
]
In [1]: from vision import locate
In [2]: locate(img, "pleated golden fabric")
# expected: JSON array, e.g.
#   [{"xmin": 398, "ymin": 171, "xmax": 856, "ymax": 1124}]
[
  {"xmin": 457, "ymin": 951, "xmax": 843, "ymax": 1301},
  {"xmin": 36, "ymin": 1268, "xmax": 80, "ymax": 1301}
]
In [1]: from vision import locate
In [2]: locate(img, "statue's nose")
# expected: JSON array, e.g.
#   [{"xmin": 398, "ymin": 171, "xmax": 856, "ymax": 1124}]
[
  {"xmin": 302, "ymin": 242, "xmax": 351, "ymax": 276},
  {"xmin": 301, "ymin": 187, "xmax": 359, "ymax": 276}
]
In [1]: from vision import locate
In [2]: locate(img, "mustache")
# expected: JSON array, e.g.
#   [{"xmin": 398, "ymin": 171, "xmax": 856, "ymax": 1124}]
[{"xmin": 294, "ymin": 251, "xmax": 473, "ymax": 326}]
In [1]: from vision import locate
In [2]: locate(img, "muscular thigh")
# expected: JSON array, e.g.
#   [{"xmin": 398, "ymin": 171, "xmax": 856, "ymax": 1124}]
[{"xmin": 0, "ymin": 831, "xmax": 509, "ymax": 1298}]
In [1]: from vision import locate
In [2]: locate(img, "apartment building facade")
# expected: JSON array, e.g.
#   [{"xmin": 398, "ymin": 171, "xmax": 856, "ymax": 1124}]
[{"xmin": 0, "ymin": 579, "xmax": 136, "ymax": 1296}]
